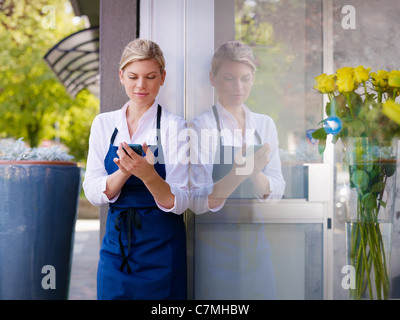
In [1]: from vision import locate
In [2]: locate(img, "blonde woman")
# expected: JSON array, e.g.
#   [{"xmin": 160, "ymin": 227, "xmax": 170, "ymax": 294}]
[
  {"xmin": 83, "ymin": 39, "xmax": 188, "ymax": 300},
  {"xmin": 190, "ymin": 40, "xmax": 285, "ymax": 299}
]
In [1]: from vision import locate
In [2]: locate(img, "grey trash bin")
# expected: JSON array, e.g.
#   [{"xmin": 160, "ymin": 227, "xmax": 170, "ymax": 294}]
[{"xmin": 0, "ymin": 161, "xmax": 81, "ymax": 300}]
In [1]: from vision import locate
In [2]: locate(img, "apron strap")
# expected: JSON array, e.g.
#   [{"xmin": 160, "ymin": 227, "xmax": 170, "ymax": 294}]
[
  {"xmin": 110, "ymin": 128, "xmax": 118, "ymax": 145},
  {"xmin": 113, "ymin": 207, "xmax": 142, "ymax": 274},
  {"xmin": 212, "ymin": 105, "xmax": 221, "ymax": 132},
  {"xmin": 156, "ymin": 104, "xmax": 162, "ymax": 145}
]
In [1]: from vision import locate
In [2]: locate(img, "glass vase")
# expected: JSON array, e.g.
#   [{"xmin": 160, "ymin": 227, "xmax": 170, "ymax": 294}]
[{"xmin": 343, "ymin": 137, "xmax": 397, "ymax": 300}]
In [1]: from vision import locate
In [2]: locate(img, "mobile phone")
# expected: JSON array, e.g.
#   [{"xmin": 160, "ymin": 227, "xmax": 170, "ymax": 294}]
[{"xmin": 123, "ymin": 144, "xmax": 143, "ymax": 156}]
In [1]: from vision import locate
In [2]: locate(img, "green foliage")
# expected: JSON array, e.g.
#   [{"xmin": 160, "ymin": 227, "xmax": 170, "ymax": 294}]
[{"xmin": 0, "ymin": 0, "xmax": 99, "ymax": 163}]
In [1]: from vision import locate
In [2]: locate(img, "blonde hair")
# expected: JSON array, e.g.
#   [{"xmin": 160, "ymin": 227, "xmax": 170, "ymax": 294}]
[
  {"xmin": 211, "ymin": 40, "xmax": 257, "ymax": 75},
  {"xmin": 119, "ymin": 38, "xmax": 166, "ymax": 72}
]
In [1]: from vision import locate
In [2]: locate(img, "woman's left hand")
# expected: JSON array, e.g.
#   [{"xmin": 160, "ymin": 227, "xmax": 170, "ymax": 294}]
[{"xmin": 116, "ymin": 142, "xmax": 157, "ymax": 182}]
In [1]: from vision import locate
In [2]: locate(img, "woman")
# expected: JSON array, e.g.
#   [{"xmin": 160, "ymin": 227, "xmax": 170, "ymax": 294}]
[
  {"xmin": 189, "ymin": 40, "xmax": 285, "ymax": 299},
  {"xmin": 83, "ymin": 39, "xmax": 188, "ymax": 300},
  {"xmin": 190, "ymin": 40, "xmax": 285, "ymax": 212}
]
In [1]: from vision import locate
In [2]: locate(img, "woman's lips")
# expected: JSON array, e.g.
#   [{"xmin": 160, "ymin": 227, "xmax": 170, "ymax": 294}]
[{"xmin": 135, "ymin": 92, "xmax": 149, "ymax": 98}]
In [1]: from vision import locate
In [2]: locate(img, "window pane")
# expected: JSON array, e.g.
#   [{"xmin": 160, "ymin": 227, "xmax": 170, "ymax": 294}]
[{"xmin": 235, "ymin": 0, "xmax": 323, "ymax": 166}]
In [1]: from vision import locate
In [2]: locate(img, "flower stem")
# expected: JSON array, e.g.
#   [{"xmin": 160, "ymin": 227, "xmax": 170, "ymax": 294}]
[
  {"xmin": 378, "ymin": 87, "xmax": 382, "ymax": 103},
  {"xmin": 363, "ymin": 81, "xmax": 369, "ymax": 111},
  {"xmin": 346, "ymin": 93, "xmax": 355, "ymax": 118}
]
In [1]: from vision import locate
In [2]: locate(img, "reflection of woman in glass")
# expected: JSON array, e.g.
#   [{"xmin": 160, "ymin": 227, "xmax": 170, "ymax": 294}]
[
  {"xmin": 190, "ymin": 40, "xmax": 285, "ymax": 299},
  {"xmin": 83, "ymin": 39, "xmax": 188, "ymax": 300}
]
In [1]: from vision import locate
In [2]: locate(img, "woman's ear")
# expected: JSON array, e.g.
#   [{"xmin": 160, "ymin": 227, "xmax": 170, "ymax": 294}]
[
  {"xmin": 209, "ymin": 71, "xmax": 215, "ymax": 87},
  {"xmin": 161, "ymin": 70, "xmax": 166, "ymax": 85},
  {"xmin": 119, "ymin": 69, "xmax": 124, "ymax": 86}
]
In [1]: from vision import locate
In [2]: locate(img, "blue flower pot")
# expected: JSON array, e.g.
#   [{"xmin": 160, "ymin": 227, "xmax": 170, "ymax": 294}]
[{"xmin": 0, "ymin": 161, "xmax": 81, "ymax": 300}]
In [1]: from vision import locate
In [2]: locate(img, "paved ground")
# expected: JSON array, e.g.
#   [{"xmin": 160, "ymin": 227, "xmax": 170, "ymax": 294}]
[{"xmin": 69, "ymin": 219, "xmax": 100, "ymax": 300}]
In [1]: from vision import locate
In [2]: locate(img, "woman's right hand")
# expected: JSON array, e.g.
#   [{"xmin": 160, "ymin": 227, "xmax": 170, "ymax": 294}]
[
  {"xmin": 232, "ymin": 143, "xmax": 270, "ymax": 177},
  {"xmin": 113, "ymin": 156, "xmax": 132, "ymax": 177}
]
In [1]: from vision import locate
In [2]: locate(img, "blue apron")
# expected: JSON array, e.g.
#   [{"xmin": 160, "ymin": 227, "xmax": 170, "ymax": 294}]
[
  {"xmin": 97, "ymin": 105, "xmax": 187, "ymax": 300},
  {"xmin": 194, "ymin": 106, "xmax": 276, "ymax": 299},
  {"xmin": 211, "ymin": 105, "xmax": 262, "ymax": 199}
]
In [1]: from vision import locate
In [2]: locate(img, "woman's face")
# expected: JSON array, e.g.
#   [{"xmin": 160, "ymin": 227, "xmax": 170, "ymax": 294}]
[
  {"xmin": 210, "ymin": 60, "xmax": 254, "ymax": 108},
  {"xmin": 119, "ymin": 59, "xmax": 166, "ymax": 109}
]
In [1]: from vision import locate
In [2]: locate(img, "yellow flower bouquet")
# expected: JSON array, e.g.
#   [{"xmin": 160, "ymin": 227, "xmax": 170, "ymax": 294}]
[
  {"xmin": 312, "ymin": 66, "xmax": 400, "ymax": 299},
  {"xmin": 312, "ymin": 66, "xmax": 400, "ymax": 153}
]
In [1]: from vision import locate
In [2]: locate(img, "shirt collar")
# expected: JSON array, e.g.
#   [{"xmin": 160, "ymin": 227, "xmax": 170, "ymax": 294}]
[
  {"xmin": 215, "ymin": 100, "xmax": 258, "ymax": 146},
  {"xmin": 115, "ymin": 100, "xmax": 158, "ymax": 131},
  {"xmin": 215, "ymin": 100, "xmax": 251, "ymax": 130},
  {"xmin": 114, "ymin": 100, "xmax": 158, "ymax": 143}
]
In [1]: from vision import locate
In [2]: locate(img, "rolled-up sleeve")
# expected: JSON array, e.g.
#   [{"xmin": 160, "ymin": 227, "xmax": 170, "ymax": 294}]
[
  {"xmin": 259, "ymin": 118, "xmax": 286, "ymax": 201},
  {"xmin": 83, "ymin": 115, "xmax": 120, "ymax": 206}
]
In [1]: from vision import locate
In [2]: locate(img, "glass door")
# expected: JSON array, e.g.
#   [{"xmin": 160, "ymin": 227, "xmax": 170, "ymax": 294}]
[{"xmin": 140, "ymin": 0, "xmax": 333, "ymax": 299}]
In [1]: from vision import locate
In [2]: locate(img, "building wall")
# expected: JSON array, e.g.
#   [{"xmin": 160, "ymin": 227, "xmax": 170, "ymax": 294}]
[{"xmin": 99, "ymin": 0, "xmax": 138, "ymax": 240}]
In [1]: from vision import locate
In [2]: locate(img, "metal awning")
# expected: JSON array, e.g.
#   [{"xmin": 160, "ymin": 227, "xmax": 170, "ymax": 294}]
[{"xmin": 44, "ymin": 27, "xmax": 99, "ymax": 98}]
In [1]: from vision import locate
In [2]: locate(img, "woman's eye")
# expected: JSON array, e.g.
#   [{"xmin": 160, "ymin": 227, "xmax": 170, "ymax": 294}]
[
  {"xmin": 242, "ymin": 78, "xmax": 251, "ymax": 82},
  {"xmin": 129, "ymin": 77, "xmax": 137, "ymax": 80},
  {"xmin": 147, "ymin": 76, "xmax": 156, "ymax": 79},
  {"xmin": 223, "ymin": 77, "xmax": 234, "ymax": 81}
]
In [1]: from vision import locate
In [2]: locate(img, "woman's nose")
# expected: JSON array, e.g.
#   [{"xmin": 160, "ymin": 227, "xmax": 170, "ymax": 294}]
[
  {"xmin": 233, "ymin": 79, "xmax": 242, "ymax": 90},
  {"xmin": 137, "ymin": 77, "xmax": 147, "ymax": 89}
]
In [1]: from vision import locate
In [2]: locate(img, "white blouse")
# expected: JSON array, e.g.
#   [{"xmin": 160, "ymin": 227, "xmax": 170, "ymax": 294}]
[
  {"xmin": 83, "ymin": 100, "xmax": 189, "ymax": 215},
  {"xmin": 189, "ymin": 101, "xmax": 286, "ymax": 214}
]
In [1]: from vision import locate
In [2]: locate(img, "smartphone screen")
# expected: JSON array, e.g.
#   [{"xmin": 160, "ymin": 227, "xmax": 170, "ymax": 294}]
[{"xmin": 123, "ymin": 144, "xmax": 143, "ymax": 156}]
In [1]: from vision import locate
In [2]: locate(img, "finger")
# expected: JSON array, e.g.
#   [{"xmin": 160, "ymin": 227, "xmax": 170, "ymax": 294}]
[
  {"xmin": 113, "ymin": 157, "xmax": 131, "ymax": 176},
  {"xmin": 142, "ymin": 142, "xmax": 149, "ymax": 154},
  {"xmin": 116, "ymin": 144, "xmax": 124, "ymax": 159},
  {"xmin": 234, "ymin": 147, "xmax": 246, "ymax": 165},
  {"xmin": 143, "ymin": 143, "xmax": 155, "ymax": 165},
  {"xmin": 113, "ymin": 157, "xmax": 124, "ymax": 170},
  {"xmin": 241, "ymin": 143, "xmax": 247, "ymax": 156},
  {"xmin": 122, "ymin": 142, "xmax": 138, "ymax": 159}
]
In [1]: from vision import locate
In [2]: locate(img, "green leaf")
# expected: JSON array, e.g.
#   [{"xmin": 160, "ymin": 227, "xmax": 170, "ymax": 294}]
[
  {"xmin": 325, "ymin": 102, "xmax": 332, "ymax": 116},
  {"xmin": 317, "ymin": 138, "xmax": 326, "ymax": 155},
  {"xmin": 312, "ymin": 127, "xmax": 327, "ymax": 140},
  {"xmin": 311, "ymin": 127, "xmax": 328, "ymax": 154},
  {"xmin": 362, "ymin": 192, "xmax": 377, "ymax": 209},
  {"xmin": 379, "ymin": 200, "xmax": 387, "ymax": 208},
  {"xmin": 383, "ymin": 159, "xmax": 397, "ymax": 177},
  {"xmin": 351, "ymin": 170, "xmax": 369, "ymax": 191},
  {"xmin": 371, "ymin": 181, "xmax": 385, "ymax": 193}
]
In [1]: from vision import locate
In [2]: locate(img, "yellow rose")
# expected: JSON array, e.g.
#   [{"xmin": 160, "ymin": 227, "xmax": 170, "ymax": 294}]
[
  {"xmin": 382, "ymin": 100, "xmax": 400, "ymax": 125},
  {"xmin": 354, "ymin": 65, "xmax": 370, "ymax": 84},
  {"xmin": 371, "ymin": 70, "xmax": 389, "ymax": 87},
  {"xmin": 388, "ymin": 70, "xmax": 400, "ymax": 88},
  {"xmin": 314, "ymin": 73, "xmax": 335, "ymax": 93},
  {"xmin": 336, "ymin": 67, "xmax": 355, "ymax": 93}
]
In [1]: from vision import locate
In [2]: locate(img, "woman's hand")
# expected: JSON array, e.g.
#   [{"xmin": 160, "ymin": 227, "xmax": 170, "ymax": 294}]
[
  {"xmin": 232, "ymin": 143, "xmax": 270, "ymax": 177},
  {"xmin": 115, "ymin": 142, "xmax": 175, "ymax": 209},
  {"xmin": 115, "ymin": 142, "xmax": 157, "ymax": 182}
]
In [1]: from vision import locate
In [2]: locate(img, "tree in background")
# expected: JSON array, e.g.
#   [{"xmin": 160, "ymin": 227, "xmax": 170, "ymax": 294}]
[{"xmin": 0, "ymin": 0, "xmax": 99, "ymax": 163}]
